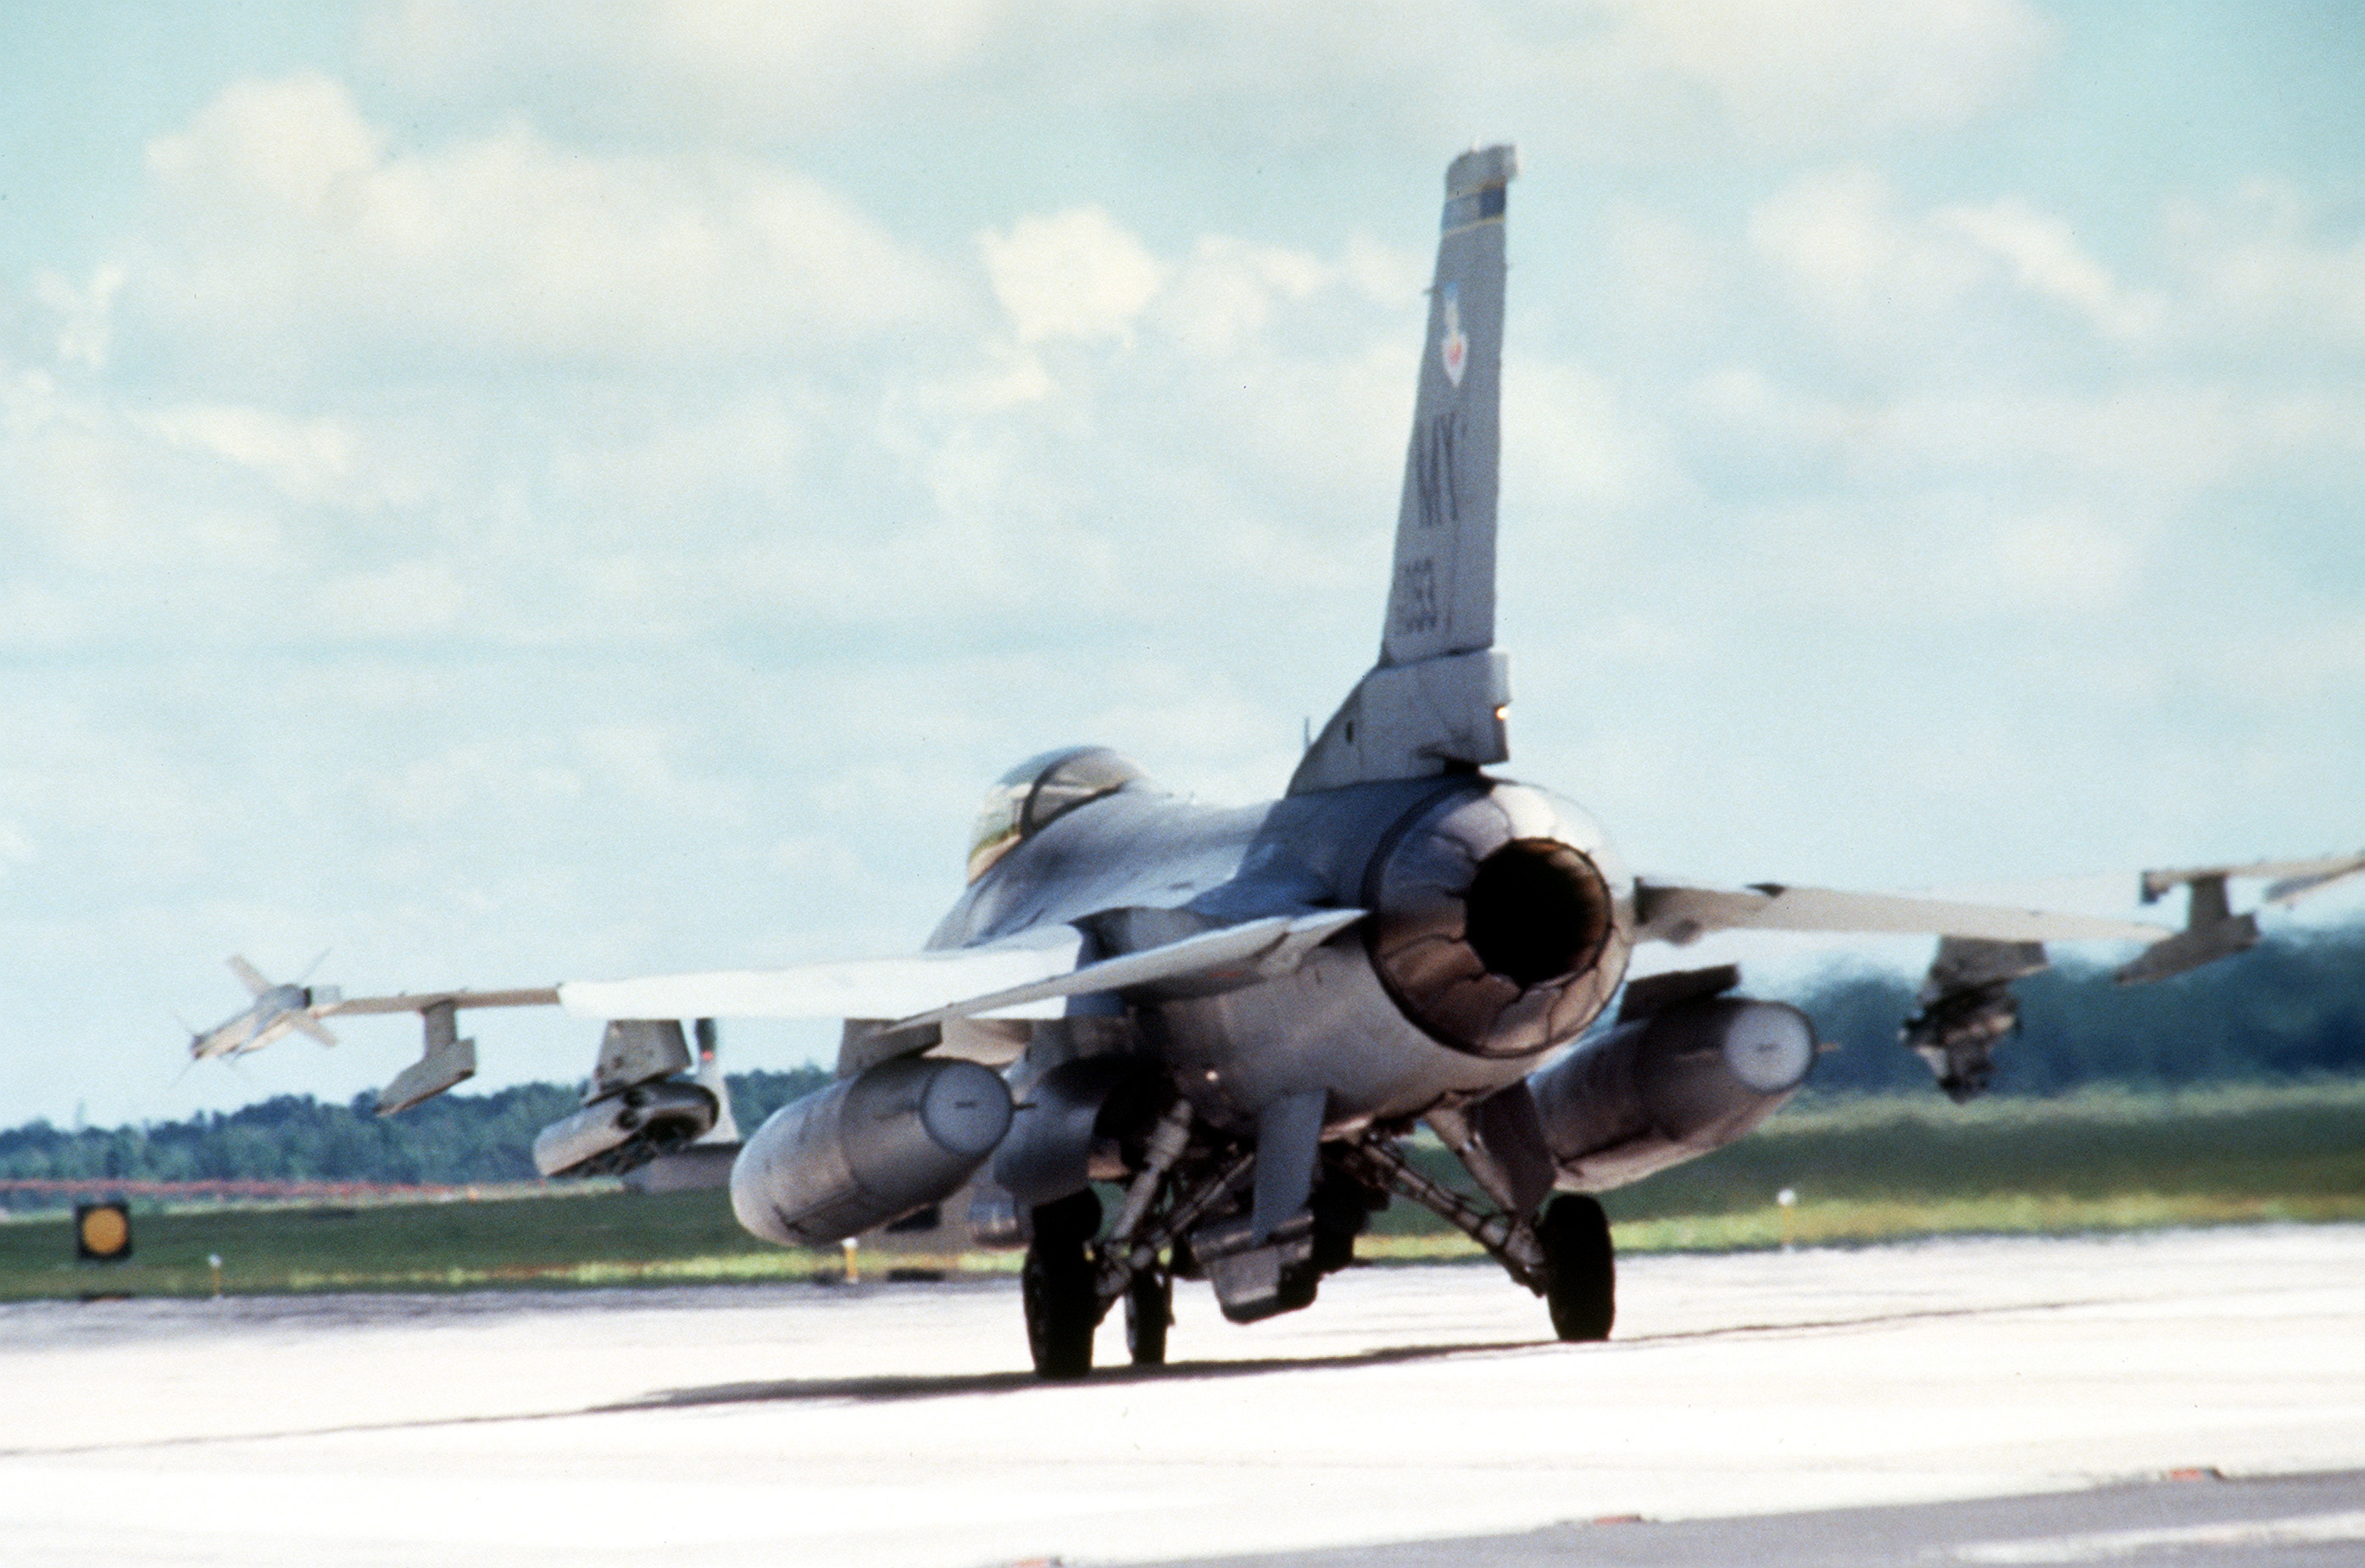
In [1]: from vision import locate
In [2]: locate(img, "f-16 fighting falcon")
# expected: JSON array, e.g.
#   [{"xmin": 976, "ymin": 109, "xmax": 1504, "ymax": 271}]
[{"xmin": 192, "ymin": 147, "xmax": 2365, "ymax": 1378}]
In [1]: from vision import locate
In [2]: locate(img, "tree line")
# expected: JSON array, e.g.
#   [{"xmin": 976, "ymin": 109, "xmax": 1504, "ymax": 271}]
[
  {"xmin": 5, "ymin": 926, "xmax": 2357, "ymax": 1196},
  {"xmin": 1789, "ymin": 925, "xmax": 2365, "ymax": 1096},
  {"xmin": 0, "ymin": 1067, "xmax": 829, "ymax": 1203}
]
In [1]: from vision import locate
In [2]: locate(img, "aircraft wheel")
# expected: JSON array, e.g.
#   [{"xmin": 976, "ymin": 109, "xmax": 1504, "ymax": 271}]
[
  {"xmin": 1123, "ymin": 1267, "xmax": 1171, "ymax": 1367},
  {"xmin": 1022, "ymin": 1191, "xmax": 1101, "ymax": 1380},
  {"xmin": 1539, "ymin": 1193, "xmax": 1615, "ymax": 1342}
]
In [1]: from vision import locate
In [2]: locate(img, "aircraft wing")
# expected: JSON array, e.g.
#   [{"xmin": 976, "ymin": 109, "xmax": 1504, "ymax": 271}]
[
  {"xmin": 324, "ymin": 987, "xmax": 563, "ymax": 1017},
  {"xmin": 199, "ymin": 908, "xmax": 1364, "ymax": 1087},
  {"xmin": 1634, "ymin": 881, "xmax": 2168, "ymax": 947},
  {"xmin": 555, "ymin": 910, "xmax": 1366, "ymax": 1027}
]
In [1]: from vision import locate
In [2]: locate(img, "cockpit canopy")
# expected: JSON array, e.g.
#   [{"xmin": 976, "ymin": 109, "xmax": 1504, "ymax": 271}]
[{"xmin": 966, "ymin": 747, "xmax": 1152, "ymax": 882}]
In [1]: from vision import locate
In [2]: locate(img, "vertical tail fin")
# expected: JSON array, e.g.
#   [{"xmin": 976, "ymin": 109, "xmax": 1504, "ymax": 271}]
[{"xmin": 1290, "ymin": 145, "xmax": 1516, "ymax": 796}]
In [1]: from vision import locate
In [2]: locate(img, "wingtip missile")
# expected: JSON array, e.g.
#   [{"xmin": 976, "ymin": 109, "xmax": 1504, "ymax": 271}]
[{"xmin": 186, "ymin": 964, "xmax": 348, "ymax": 1060}]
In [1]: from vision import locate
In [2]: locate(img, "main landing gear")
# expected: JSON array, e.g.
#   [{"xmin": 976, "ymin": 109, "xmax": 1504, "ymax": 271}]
[
  {"xmin": 1016, "ymin": 1135, "xmax": 1619, "ymax": 1377},
  {"xmin": 1340, "ymin": 1137, "xmax": 1617, "ymax": 1345},
  {"xmin": 1021, "ymin": 1189, "xmax": 1103, "ymax": 1381},
  {"xmin": 1020, "ymin": 1189, "xmax": 1177, "ymax": 1377},
  {"xmin": 1539, "ymin": 1193, "xmax": 1615, "ymax": 1342}
]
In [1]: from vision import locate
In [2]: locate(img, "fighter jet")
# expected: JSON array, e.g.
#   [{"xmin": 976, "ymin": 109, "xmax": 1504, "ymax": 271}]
[{"xmin": 199, "ymin": 147, "xmax": 2351, "ymax": 1377}]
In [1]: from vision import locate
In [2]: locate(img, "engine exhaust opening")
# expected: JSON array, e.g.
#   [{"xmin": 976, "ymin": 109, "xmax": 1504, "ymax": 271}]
[
  {"xmin": 1465, "ymin": 839, "xmax": 1614, "ymax": 988},
  {"xmin": 1362, "ymin": 786, "xmax": 1633, "ymax": 1058}
]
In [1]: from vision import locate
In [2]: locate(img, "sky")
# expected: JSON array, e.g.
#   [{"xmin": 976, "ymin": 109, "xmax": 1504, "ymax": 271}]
[{"xmin": 2, "ymin": 1, "xmax": 2360, "ymax": 1128}]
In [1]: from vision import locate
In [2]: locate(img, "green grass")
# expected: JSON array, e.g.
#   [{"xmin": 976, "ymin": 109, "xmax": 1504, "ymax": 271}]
[
  {"xmin": 0, "ymin": 1187, "xmax": 817, "ymax": 1300},
  {"xmin": 1605, "ymin": 1079, "xmax": 2365, "ymax": 1218},
  {"xmin": 3, "ymin": 1081, "xmax": 2357, "ymax": 1298}
]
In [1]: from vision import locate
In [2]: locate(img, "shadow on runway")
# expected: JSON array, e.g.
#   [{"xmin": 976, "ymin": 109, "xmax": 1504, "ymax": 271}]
[
  {"xmin": 6, "ymin": 1293, "xmax": 2117, "ymax": 1460},
  {"xmin": 609, "ymin": 1293, "xmax": 2109, "ymax": 1413},
  {"xmin": 605, "ymin": 1337, "xmax": 1548, "ymax": 1410}
]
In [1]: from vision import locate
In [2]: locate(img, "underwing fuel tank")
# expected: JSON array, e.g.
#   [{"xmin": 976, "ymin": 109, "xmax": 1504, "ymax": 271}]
[
  {"xmin": 732, "ymin": 1056, "xmax": 1014, "ymax": 1246},
  {"xmin": 1526, "ymin": 993, "xmax": 1816, "ymax": 1191}
]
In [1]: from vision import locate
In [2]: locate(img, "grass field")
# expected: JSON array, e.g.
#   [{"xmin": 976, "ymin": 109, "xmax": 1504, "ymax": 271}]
[{"xmin": 3, "ymin": 1081, "xmax": 2357, "ymax": 1299}]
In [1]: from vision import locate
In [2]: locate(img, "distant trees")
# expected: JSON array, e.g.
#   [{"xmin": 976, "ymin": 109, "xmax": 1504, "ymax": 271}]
[
  {"xmin": 0, "ymin": 1067, "xmax": 832, "ymax": 1204},
  {"xmin": 1789, "ymin": 926, "xmax": 2365, "ymax": 1097},
  {"xmin": 726, "ymin": 1066, "xmax": 834, "ymax": 1127}
]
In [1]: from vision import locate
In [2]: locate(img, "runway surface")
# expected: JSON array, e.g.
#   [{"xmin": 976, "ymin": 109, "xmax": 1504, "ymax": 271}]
[{"xmin": 1, "ymin": 1225, "xmax": 2360, "ymax": 1566}]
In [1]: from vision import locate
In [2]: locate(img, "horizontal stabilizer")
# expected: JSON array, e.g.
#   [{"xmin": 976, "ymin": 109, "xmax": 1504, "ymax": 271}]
[
  {"xmin": 888, "ymin": 909, "xmax": 1366, "ymax": 1031},
  {"xmin": 1635, "ymin": 881, "xmax": 2167, "ymax": 947},
  {"xmin": 559, "ymin": 911, "xmax": 1366, "ymax": 1027}
]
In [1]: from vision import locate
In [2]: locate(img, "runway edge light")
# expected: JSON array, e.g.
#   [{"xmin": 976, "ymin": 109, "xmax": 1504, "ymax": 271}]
[{"xmin": 75, "ymin": 1200, "xmax": 132, "ymax": 1264}]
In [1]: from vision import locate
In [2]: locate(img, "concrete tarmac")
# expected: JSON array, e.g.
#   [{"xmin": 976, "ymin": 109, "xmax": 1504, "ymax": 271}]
[
  {"xmin": 1142, "ymin": 1471, "xmax": 2365, "ymax": 1567},
  {"xmin": 1, "ymin": 1225, "xmax": 2361, "ymax": 1567}
]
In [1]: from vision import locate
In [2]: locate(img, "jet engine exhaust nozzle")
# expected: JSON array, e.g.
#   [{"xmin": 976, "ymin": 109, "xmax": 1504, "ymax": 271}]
[{"xmin": 1365, "ymin": 784, "xmax": 1633, "ymax": 1058}]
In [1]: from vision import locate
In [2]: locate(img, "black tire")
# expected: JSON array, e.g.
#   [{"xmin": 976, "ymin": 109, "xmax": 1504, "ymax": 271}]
[
  {"xmin": 1539, "ymin": 1193, "xmax": 1616, "ymax": 1342},
  {"xmin": 1123, "ymin": 1267, "xmax": 1171, "ymax": 1367},
  {"xmin": 1022, "ymin": 1191, "xmax": 1103, "ymax": 1380}
]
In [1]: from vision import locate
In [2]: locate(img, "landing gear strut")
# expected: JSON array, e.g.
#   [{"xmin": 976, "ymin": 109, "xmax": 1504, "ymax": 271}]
[
  {"xmin": 1022, "ymin": 1189, "xmax": 1103, "ymax": 1380},
  {"xmin": 1539, "ymin": 1193, "xmax": 1615, "ymax": 1342}
]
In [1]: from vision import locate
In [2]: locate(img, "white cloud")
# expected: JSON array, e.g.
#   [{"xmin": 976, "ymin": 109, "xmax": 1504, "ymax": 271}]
[
  {"xmin": 1686, "ymin": 359, "xmax": 2365, "ymax": 536},
  {"xmin": 1939, "ymin": 197, "xmax": 2164, "ymax": 341},
  {"xmin": 3, "ymin": 364, "xmax": 299, "ymax": 578},
  {"xmin": 1604, "ymin": 0, "xmax": 2052, "ymax": 141},
  {"xmin": 1984, "ymin": 509, "xmax": 2140, "ymax": 612},
  {"xmin": 1747, "ymin": 167, "xmax": 1989, "ymax": 335},
  {"xmin": 31, "ymin": 265, "xmax": 125, "ymax": 370},
  {"xmin": 375, "ymin": 739, "xmax": 584, "ymax": 829},
  {"xmin": 1503, "ymin": 355, "xmax": 1673, "ymax": 516},
  {"xmin": 358, "ymin": 0, "xmax": 2052, "ymax": 158},
  {"xmin": 2166, "ymin": 180, "xmax": 2365, "ymax": 350},
  {"xmin": 129, "ymin": 74, "xmax": 955, "ymax": 375},
  {"xmin": 367, "ymin": 0, "xmax": 998, "ymax": 130},
  {"xmin": 1750, "ymin": 170, "xmax": 2190, "ymax": 353},
  {"xmin": 1153, "ymin": 236, "xmax": 1333, "ymax": 359},
  {"xmin": 142, "ymin": 403, "xmax": 379, "ymax": 509},
  {"xmin": 0, "ymin": 821, "xmax": 34, "ymax": 880},
  {"xmin": 312, "ymin": 556, "xmax": 470, "ymax": 639},
  {"xmin": 980, "ymin": 207, "xmax": 1167, "ymax": 346}
]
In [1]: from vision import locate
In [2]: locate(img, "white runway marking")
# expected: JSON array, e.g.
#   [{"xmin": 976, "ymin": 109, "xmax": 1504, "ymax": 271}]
[
  {"xmin": 2, "ymin": 1226, "xmax": 2362, "ymax": 1567},
  {"xmin": 1953, "ymin": 1509, "xmax": 2365, "ymax": 1563}
]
